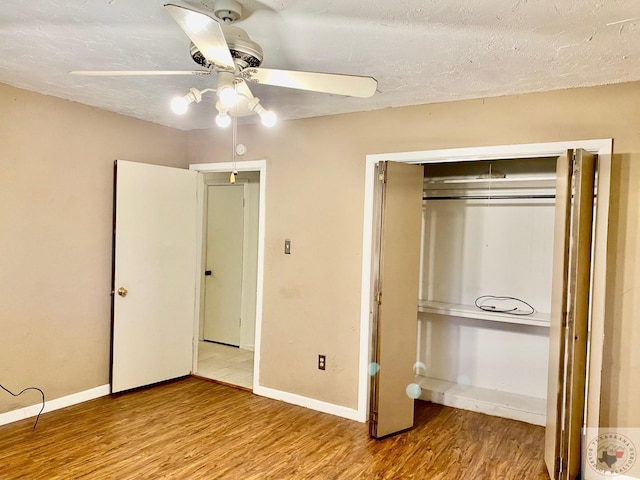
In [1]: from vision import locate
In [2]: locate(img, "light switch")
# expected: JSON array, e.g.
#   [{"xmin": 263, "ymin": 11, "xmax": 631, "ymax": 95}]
[{"xmin": 284, "ymin": 239, "xmax": 291, "ymax": 254}]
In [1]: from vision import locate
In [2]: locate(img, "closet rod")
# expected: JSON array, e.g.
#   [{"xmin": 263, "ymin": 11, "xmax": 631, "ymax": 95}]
[{"xmin": 423, "ymin": 194, "xmax": 555, "ymax": 201}]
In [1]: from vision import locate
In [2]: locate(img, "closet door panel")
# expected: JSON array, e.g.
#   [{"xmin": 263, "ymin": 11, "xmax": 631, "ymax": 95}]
[
  {"xmin": 544, "ymin": 150, "xmax": 596, "ymax": 480},
  {"xmin": 545, "ymin": 152, "xmax": 572, "ymax": 477},
  {"xmin": 563, "ymin": 150, "xmax": 596, "ymax": 478},
  {"xmin": 370, "ymin": 161, "xmax": 423, "ymax": 438}
]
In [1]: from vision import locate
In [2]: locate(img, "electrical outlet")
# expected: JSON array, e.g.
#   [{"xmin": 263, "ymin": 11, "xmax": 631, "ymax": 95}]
[{"xmin": 318, "ymin": 354, "xmax": 326, "ymax": 371}]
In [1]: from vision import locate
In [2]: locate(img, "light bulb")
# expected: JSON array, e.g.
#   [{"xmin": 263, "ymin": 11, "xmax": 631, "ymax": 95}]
[
  {"xmin": 218, "ymin": 85, "xmax": 238, "ymax": 108},
  {"xmin": 261, "ymin": 110, "xmax": 277, "ymax": 127},
  {"xmin": 170, "ymin": 88, "xmax": 202, "ymax": 115},
  {"xmin": 170, "ymin": 96, "xmax": 189, "ymax": 115},
  {"xmin": 215, "ymin": 113, "xmax": 231, "ymax": 128}
]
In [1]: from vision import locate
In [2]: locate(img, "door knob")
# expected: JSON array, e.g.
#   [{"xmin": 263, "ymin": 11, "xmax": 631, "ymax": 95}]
[{"xmin": 117, "ymin": 287, "xmax": 128, "ymax": 297}]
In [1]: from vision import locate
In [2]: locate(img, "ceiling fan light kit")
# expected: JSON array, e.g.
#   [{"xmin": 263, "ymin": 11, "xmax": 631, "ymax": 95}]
[{"xmin": 70, "ymin": 1, "xmax": 378, "ymax": 128}]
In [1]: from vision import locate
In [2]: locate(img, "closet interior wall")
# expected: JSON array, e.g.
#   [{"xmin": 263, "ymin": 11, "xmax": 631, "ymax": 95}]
[{"xmin": 416, "ymin": 158, "xmax": 558, "ymax": 426}]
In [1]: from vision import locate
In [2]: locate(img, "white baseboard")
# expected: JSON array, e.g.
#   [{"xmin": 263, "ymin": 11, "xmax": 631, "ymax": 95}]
[
  {"xmin": 0, "ymin": 384, "xmax": 110, "ymax": 427},
  {"xmin": 253, "ymin": 385, "xmax": 363, "ymax": 422}
]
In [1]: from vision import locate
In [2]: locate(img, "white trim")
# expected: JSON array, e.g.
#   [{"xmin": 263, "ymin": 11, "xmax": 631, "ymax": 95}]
[
  {"xmin": 189, "ymin": 160, "xmax": 266, "ymax": 394},
  {"xmin": 358, "ymin": 139, "xmax": 613, "ymax": 424},
  {"xmin": 253, "ymin": 385, "xmax": 361, "ymax": 421},
  {"xmin": 356, "ymin": 159, "xmax": 376, "ymax": 423},
  {"xmin": 367, "ymin": 139, "xmax": 611, "ymax": 164},
  {"xmin": 193, "ymin": 174, "xmax": 206, "ymax": 368},
  {"xmin": 190, "ymin": 160, "xmax": 266, "ymax": 172},
  {"xmin": 239, "ymin": 181, "xmax": 251, "ymax": 351},
  {"xmin": 585, "ymin": 151, "xmax": 612, "ymax": 433},
  {"xmin": 0, "ymin": 384, "xmax": 110, "ymax": 427}
]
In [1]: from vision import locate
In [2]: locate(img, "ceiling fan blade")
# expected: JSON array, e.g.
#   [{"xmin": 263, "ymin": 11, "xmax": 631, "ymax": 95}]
[
  {"xmin": 164, "ymin": 4, "xmax": 235, "ymax": 71},
  {"xmin": 236, "ymin": 79, "xmax": 254, "ymax": 100},
  {"xmin": 70, "ymin": 70, "xmax": 211, "ymax": 76},
  {"xmin": 242, "ymin": 68, "xmax": 378, "ymax": 98}
]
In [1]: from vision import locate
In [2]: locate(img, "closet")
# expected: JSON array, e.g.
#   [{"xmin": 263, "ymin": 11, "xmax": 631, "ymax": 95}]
[
  {"xmin": 367, "ymin": 145, "xmax": 610, "ymax": 480},
  {"xmin": 415, "ymin": 158, "xmax": 557, "ymax": 426}
]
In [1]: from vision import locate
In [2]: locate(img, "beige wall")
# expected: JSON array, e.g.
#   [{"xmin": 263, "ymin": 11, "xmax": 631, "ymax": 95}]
[
  {"xmin": 187, "ymin": 81, "xmax": 640, "ymax": 428},
  {"xmin": 2, "ymin": 79, "xmax": 638, "ymax": 430},
  {"xmin": 0, "ymin": 83, "xmax": 188, "ymax": 413}
]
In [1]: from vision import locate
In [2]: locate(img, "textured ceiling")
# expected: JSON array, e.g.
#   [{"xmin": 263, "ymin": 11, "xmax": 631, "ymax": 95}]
[{"xmin": 1, "ymin": 0, "xmax": 639, "ymax": 130}]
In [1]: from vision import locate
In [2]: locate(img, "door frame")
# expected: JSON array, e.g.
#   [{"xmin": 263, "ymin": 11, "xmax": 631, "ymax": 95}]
[
  {"xmin": 358, "ymin": 140, "xmax": 612, "ymax": 436},
  {"xmin": 190, "ymin": 160, "xmax": 266, "ymax": 392}
]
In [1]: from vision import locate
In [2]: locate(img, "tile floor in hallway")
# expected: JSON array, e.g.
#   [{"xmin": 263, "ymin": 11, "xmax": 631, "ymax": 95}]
[{"xmin": 196, "ymin": 340, "xmax": 254, "ymax": 390}]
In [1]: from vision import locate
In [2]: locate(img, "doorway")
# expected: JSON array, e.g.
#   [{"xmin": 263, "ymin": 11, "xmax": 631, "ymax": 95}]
[
  {"xmin": 195, "ymin": 170, "xmax": 261, "ymax": 390},
  {"xmin": 110, "ymin": 159, "xmax": 266, "ymax": 397}
]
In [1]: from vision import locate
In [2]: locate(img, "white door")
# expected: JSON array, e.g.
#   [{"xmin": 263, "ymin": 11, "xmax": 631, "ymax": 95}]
[
  {"xmin": 111, "ymin": 160, "xmax": 199, "ymax": 393},
  {"xmin": 545, "ymin": 150, "xmax": 596, "ymax": 479},
  {"xmin": 369, "ymin": 161, "xmax": 424, "ymax": 438},
  {"xmin": 203, "ymin": 184, "xmax": 244, "ymax": 346}
]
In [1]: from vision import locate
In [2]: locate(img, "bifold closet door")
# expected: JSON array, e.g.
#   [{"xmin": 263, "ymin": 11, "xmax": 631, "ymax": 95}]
[
  {"xmin": 544, "ymin": 150, "xmax": 596, "ymax": 480},
  {"xmin": 369, "ymin": 161, "xmax": 423, "ymax": 438},
  {"xmin": 111, "ymin": 160, "xmax": 199, "ymax": 393}
]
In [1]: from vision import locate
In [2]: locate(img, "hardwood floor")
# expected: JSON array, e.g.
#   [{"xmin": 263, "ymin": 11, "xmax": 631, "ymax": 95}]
[{"xmin": 0, "ymin": 377, "xmax": 549, "ymax": 479}]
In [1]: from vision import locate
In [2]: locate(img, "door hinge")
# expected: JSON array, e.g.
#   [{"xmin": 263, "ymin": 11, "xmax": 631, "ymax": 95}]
[
  {"xmin": 376, "ymin": 291, "xmax": 382, "ymax": 305},
  {"xmin": 570, "ymin": 151, "xmax": 576, "ymax": 176},
  {"xmin": 378, "ymin": 163, "xmax": 387, "ymax": 183},
  {"xmin": 556, "ymin": 456, "xmax": 564, "ymax": 475},
  {"xmin": 369, "ymin": 411, "xmax": 378, "ymax": 425}
]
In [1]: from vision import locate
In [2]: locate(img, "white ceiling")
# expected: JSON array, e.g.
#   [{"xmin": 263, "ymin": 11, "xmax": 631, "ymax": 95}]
[{"xmin": 1, "ymin": 0, "xmax": 639, "ymax": 130}]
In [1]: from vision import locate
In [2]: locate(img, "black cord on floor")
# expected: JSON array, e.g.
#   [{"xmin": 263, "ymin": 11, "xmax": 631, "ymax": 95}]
[
  {"xmin": 0, "ymin": 383, "xmax": 45, "ymax": 431},
  {"xmin": 474, "ymin": 295, "xmax": 535, "ymax": 316}
]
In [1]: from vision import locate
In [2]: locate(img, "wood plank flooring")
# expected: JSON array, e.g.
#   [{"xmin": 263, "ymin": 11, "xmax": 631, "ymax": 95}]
[{"xmin": 0, "ymin": 377, "xmax": 549, "ymax": 479}]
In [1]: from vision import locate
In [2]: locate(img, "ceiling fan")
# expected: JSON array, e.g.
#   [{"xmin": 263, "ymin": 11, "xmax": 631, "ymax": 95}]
[{"xmin": 71, "ymin": 1, "xmax": 378, "ymax": 127}]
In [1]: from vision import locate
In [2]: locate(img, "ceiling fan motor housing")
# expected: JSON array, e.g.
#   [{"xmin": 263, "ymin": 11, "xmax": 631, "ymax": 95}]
[
  {"xmin": 190, "ymin": 25, "xmax": 264, "ymax": 70},
  {"xmin": 213, "ymin": 0, "xmax": 242, "ymax": 23}
]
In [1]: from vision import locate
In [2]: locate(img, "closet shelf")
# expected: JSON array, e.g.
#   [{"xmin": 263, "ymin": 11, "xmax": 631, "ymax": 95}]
[{"xmin": 417, "ymin": 300, "xmax": 550, "ymax": 327}]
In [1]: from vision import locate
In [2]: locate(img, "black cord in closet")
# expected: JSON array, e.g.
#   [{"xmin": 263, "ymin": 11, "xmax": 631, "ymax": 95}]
[{"xmin": 474, "ymin": 295, "xmax": 535, "ymax": 316}]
